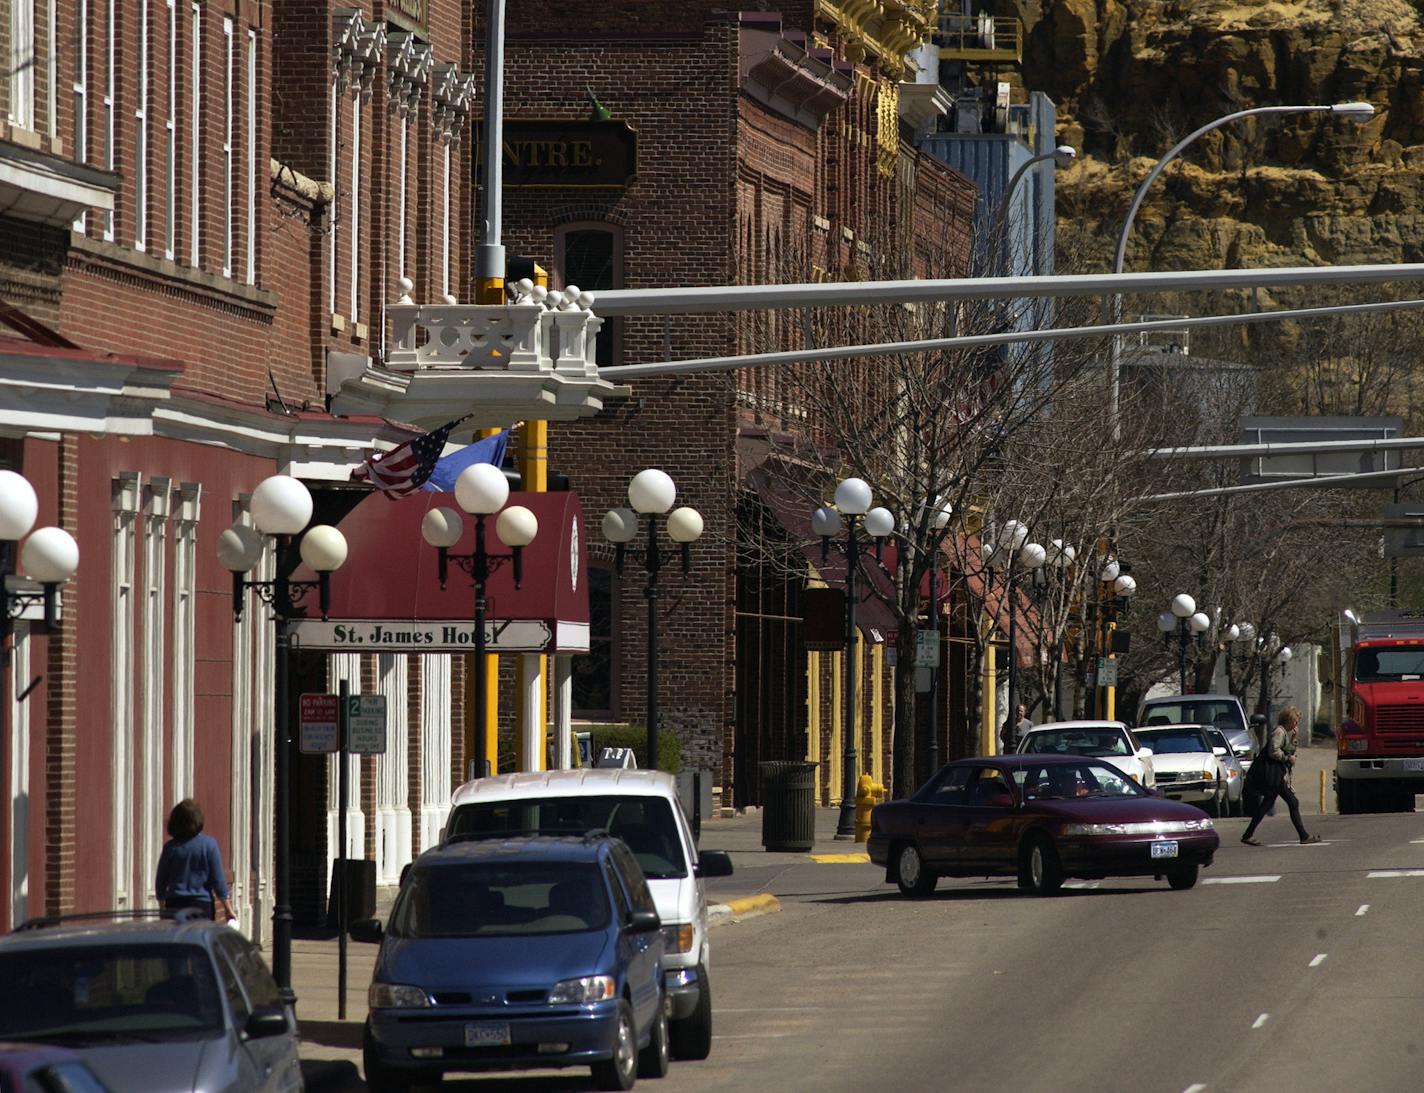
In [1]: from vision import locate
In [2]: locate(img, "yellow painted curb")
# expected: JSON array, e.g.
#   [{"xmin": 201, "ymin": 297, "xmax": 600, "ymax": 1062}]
[
  {"xmin": 810, "ymin": 852, "xmax": 870, "ymax": 863},
  {"xmin": 706, "ymin": 893, "xmax": 781, "ymax": 924}
]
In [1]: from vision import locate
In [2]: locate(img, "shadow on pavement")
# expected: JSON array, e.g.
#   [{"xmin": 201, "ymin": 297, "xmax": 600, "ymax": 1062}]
[
  {"xmin": 300, "ymin": 1059, "xmax": 362, "ymax": 1093},
  {"xmin": 301, "ymin": 1019, "xmax": 365, "ymax": 1049}
]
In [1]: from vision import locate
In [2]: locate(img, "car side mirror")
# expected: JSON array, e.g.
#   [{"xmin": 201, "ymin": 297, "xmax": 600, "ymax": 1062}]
[
  {"xmin": 695, "ymin": 849, "xmax": 734, "ymax": 878},
  {"xmin": 1136, "ymin": 747, "xmax": 1153, "ymax": 759},
  {"xmin": 437, "ymin": 824, "xmax": 447, "ymax": 844},
  {"xmin": 987, "ymin": 792, "xmax": 1016, "ymax": 809},
  {"xmin": 628, "ymin": 909, "xmax": 661, "ymax": 933},
  {"xmin": 349, "ymin": 917, "xmax": 384, "ymax": 943},
  {"xmin": 399, "ymin": 863, "xmax": 413, "ymax": 888},
  {"xmin": 1212, "ymin": 746, "xmax": 1227, "ymax": 756},
  {"xmin": 245, "ymin": 1007, "xmax": 290, "ymax": 1040}
]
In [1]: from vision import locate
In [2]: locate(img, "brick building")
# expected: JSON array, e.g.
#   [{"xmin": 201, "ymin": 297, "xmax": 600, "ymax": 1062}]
[{"xmin": 491, "ymin": 1, "xmax": 979, "ymax": 805}]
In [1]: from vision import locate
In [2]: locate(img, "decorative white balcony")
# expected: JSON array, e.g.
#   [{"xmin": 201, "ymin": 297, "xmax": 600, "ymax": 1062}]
[{"xmin": 330, "ymin": 278, "xmax": 619, "ymax": 428}]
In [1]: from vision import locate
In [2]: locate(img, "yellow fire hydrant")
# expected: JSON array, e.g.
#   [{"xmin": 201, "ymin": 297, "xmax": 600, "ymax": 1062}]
[{"xmin": 854, "ymin": 773, "xmax": 887, "ymax": 843}]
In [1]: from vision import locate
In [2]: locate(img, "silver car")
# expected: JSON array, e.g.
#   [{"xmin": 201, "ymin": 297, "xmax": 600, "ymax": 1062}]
[
  {"xmin": 1203, "ymin": 725, "xmax": 1246, "ymax": 816},
  {"xmin": 0, "ymin": 910, "xmax": 302, "ymax": 1093}
]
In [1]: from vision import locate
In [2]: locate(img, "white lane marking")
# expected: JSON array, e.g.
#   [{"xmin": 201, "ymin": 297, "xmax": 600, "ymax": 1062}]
[
  {"xmin": 1309, "ymin": 953, "xmax": 1328, "ymax": 967},
  {"xmin": 1409, "ymin": 838, "xmax": 1424, "ymax": 844},
  {"xmin": 1267, "ymin": 841, "xmax": 1330, "ymax": 847},
  {"xmin": 1064, "ymin": 880, "xmax": 1100, "ymax": 889},
  {"xmin": 717, "ymin": 1007, "xmax": 827, "ymax": 1013},
  {"xmin": 1357, "ymin": 904, "xmax": 1370, "ymax": 916},
  {"xmin": 1367, "ymin": 869, "xmax": 1424, "ymax": 878},
  {"xmin": 1202, "ymin": 874, "xmax": 1281, "ymax": 885},
  {"xmin": 1253, "ymin": 1013, "xmax": 1270, "ymax": 1029},
  {"xmin": 715, "ymin": 1033, "xmax": 791, "ymax": 1040},
  {"xmin": 1184, "ymin": 1085, "xmax": 1208, "ymax": 1093}
]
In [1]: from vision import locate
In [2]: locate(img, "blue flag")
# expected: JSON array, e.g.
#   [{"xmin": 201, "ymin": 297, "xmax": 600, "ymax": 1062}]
[{"xmin": 422, "ymin": 430, "xmax": 509, "ymax": 493}]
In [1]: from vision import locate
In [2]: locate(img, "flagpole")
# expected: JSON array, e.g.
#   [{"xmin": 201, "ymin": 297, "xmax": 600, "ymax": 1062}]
[{"xmin": 476, "ymin": 0, "xmax": 506, "ymax": 304}]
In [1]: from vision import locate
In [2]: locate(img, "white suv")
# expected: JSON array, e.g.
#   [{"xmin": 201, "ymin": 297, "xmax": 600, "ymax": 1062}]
[{"xmin": 445, "ymin": 769, "xmax": 733, "ymax": 1060}]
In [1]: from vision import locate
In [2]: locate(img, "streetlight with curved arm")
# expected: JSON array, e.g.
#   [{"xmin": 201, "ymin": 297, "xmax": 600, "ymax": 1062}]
[{"xmin": 1107, "ymin": 101, "xmax": 1375, "ymax": 433}]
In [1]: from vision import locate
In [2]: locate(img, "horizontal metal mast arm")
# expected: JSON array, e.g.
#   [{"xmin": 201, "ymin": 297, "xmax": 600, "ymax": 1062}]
[
  {"xmin": 1139, "ymin": 466, "xmax": 1424, "ymax": 502},
  {"xmin": 1150, "ymin": 435, "xmax": 1424, "ymax": 461}
]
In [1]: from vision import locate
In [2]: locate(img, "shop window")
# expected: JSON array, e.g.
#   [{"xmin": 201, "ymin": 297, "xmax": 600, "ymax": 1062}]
[
  {"xmin": 572, "ymin": 566, "xmax": 618, "ymax": 719},
  {"xmin": 556, "ymin": 225, "xmax": 622, "ymax": 367}
]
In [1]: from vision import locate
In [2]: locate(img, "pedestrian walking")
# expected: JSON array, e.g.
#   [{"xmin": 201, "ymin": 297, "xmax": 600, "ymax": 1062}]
[
  {"xmin": 155, "ymin": 798, "xmax": 235, "ymax": 920},
  {"xmin": 1241, "ymin": 706, "xmax": 1321, "ymax": 846},
  {"xmin": 1000, "ymin": 704, "xmax": 1033, "ymax": 754}
]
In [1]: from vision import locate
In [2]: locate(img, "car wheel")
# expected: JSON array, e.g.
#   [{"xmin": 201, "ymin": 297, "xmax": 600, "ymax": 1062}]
[
  {"xmin": 1167, "ymin": 864, "xmax": 1200, "ymax": 890},
  {"xmin": 363, "ymin": 1023, "xmax": 413, "ymax": 1093},
  {"xmin": 669, "ymin": 963, "xmax": 712, "ymax": 1060},
  {"xmin": 894, "ymin": 843, "xmax": 938, "ymax": 898},
  {"xmin": 1205, "ymin": 786, "xmax": 1223, "ymax": 818},
  {"xmin": 638, "ymin": 995, "xmax": 671, "ymax": 1078},
  {"xmin": 592, "ymin": 1000, "xmax": 638, "ymax": 1091},
  {"xmin": 1025, "ymin": 835, "xmax": 1063, "ymax": 896}
]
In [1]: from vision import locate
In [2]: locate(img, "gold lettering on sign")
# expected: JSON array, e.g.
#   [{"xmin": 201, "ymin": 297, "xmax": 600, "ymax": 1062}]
[
  {"xmin": 397, "ymin": 0, "xmax": 424, "ymax": 23},
  {"xmin": 502, "ymin": 139, "xmax": 601, "ymax": 173}
]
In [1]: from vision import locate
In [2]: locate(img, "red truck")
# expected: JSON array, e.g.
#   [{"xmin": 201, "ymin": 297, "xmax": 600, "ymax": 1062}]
[{"xmin": 1336, "ymin": 611, "xmax": 1424, "ymax": 814}]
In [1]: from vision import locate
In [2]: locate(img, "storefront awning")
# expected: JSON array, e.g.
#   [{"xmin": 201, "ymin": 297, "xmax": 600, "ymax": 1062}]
[{"xmin": 288, "ymin": 489, "xmax": 590, "ymax": 654}]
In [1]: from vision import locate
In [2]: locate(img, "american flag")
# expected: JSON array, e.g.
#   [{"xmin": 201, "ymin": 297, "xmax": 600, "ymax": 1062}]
[{"xmin": 351, "ymin": 416, "xmax": 469, "ymax": 497}]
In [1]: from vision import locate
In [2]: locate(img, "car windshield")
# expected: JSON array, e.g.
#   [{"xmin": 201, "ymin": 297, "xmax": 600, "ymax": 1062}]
[
  {"xmin": 447, "ymin": 795, "xmax": 687, "ymax": 880},
  {"xmin": 389, "ymin": 861, "xmax": 611, "ymax": 938},
  {"xmin": 1136, "ymin": 728, "xmax": 1211, "ymax": 754},
  {"xmin": 1141, "ymin": 700, "xmax": 1245, "ymax": 735},
  {"xmin": 1022, "ymin": 729, "xmax": 1130, "ymax": 757},
  {"xmin": 1354, "ymin": 645, "xmax": 1424, "ymax": 682},
  {"xmin": 1013, "ymin": 762, "xmax": 1144, "ymax": 799},
  {"xmin": 0, "ymin": 943, "xmax": 224, "ymax": 1044}
]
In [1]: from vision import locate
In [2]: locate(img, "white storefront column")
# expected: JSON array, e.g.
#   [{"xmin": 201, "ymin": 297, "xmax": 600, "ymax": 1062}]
[
  {"xmin": 375, "ymin": 653, "xmax": 412, "ymax": 883},
  {"xmin": 553, "ymin": 654, "xmax": 573, "ymax": 770},
  {"xmin": 419, "ymin": 655, "xmax": 452, "ymax": 850},
  {"xmin": 520, "ymin": 653, "xmax": 544, "ymax": 772},
  {"xmin": 326, "ymin": 653, "xmax": 365, "ymax": 896},
  {"xmin": 8, "ymin": 623, "xmax": 29, "ymax": 927}
]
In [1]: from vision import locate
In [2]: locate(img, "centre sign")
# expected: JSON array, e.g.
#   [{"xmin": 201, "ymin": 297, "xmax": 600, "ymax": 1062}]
[{"xmin": 289, "ymin": 619, "xmax": 553, "ymax": 653}]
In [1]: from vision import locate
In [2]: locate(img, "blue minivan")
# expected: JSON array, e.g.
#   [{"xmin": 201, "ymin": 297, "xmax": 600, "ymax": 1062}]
[{"xmin": 355, "ymin": 834, "xmax": 667, "ymax": 1091}]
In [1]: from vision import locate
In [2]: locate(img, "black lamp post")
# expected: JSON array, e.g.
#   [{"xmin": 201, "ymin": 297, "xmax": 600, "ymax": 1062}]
[
  {"xmin": 602, "ymin": 470, "xmax": 704, "ymax": 772},
  {"xmin": 420, "ymin": 464, "xmax": 537, "ymax": 778},
  {"xmin": 219, "ymin": 476, "xmax": 349, "ymax": 1011},
  {"xmin": 813, "ymin": 478, "xmax": 893, "ymax": 840},
  {"xmin": 1158, "ymin": 593, "xmax": 1210, "ymax": 696},
  {"xmin": 0, "ymin": 471, "xmax": 78, "ymax": 770}
]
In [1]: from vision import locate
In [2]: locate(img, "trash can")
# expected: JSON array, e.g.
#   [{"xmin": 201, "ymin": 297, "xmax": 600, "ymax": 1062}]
[
  {"xmin": 326, "ymin": 857, "xmax": 376, "ymax": 926},
  {"xmin": 760, "ymin": 761, "xmax": 817, "ymax": 852}
]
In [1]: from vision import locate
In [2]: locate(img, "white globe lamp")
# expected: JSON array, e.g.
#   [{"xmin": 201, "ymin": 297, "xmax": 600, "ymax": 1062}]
[
  {"xmin": 455, "ymin": 463, "xmax": 510, "ymax": 516},
  {"xmin": 602, "ymin": 507, "xmax": 639, "ymax": 545},
  {"xmin": 217, "ymin": 525, "xmax": 264, "ymax": 574},
  {"xmin": 628, "ymin": 469, "xmax": 677, "ymax": 515},
  {"xmin": 1171, "ymin": 593, "xmax": 1196, "ymax": 619},
  {"xmin": 1114, "ymin": 574, "xmax": 1137, "ymax": 597},
  {"xmin": 864, "ymin": 507, "xmax": 895, "ymax": 539},
  {"xmin": 811, "ymin": 506, "xmax": 843, "ymax": 538},
  {"xmin": 1156, "ymin": 611, "xmax": 1177, "ymax": 633},
  {"xmin": 1188, "ymin": 611, "xmax": 1211, "ymax": 634},
  {"xmin": 1019, "ymin": 542, "xmax": 1047, "ymax": 570},
  {"xmin": 299, "ymin": 525, "xmax": 348, "ymax": 572},
  {"xmin": 0, "ymin": 470, "xmax": 38, "ymax": 542},
  {"xmin": 495, "ymin": 505, "xmax": 539, "ymax": 548},
  {"xmin": 250, "ymin": 476, "xmax": 313, "ymax": 536},
  {"xmin": 420, "ymin": 507, "xmax": 464, "ymax": 549},
  {"xmin": 834, "ymin": 478, "xmax": 872, "ymax": 516},
  {"xmin": 667, "ymin": 507, "xmax": 704, "ymax": 544},
  {"xmin": 20, "ymin": 526, "xmax": 79, "ymax": 584}
]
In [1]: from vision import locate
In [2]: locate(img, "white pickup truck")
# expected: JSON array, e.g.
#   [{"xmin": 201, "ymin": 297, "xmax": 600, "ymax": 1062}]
[{"xmin": 444, "ymin": 769, "xmax": 733, "ymax": 1059}]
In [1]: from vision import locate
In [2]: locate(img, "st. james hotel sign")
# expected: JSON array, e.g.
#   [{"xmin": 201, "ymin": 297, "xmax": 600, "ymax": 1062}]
[{"xmin": 475, "ymin": 120, "xmax": 638, "ymax": 189}]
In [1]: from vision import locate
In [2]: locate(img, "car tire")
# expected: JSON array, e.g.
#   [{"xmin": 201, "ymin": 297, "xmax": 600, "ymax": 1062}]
[
  {"xmin": 1025, "ymin": 835, "xmax": 1063, "ymax": 897},
  {"xmin": 1167, "ymin": 864, "xmax": 1200, "ymax": 890},
  {"xmin": 638, "ymin": 995, "xmax": 671, "ymax": 1078},
  {"xmin": 592, "ymin": 1000, "xmax": 638, "ymax": 1091},
  {"xmin": 894, "ymin": 843, "xmax": 938, "ymax": 898},
  {"xmin": 1205, "ymin": 786, "xmax": 1223, "ymax": 818},
  {"xmin": 363, "ymin": 1024, "xmax": 414, "ymax": 1093},
  {"xmin": 669, "ymin": 964, "xmax": 712, "ymax": 1061}
]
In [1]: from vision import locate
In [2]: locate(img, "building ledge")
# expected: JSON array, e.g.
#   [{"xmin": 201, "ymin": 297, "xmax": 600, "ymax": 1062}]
[
  {"xmin": 69, "ymin": 232, "xmax": 278, "ymax": 314},
  {"xmin": 740, "ymin": 19, "xmax": 852, "ymax": 131},
  {"xmin": 0, "ymin": 137, "xmax": 116, "ymax": 227},
  {"xmin": 898, "ymin": 82, "xmax": 952, "ymax": 135}
]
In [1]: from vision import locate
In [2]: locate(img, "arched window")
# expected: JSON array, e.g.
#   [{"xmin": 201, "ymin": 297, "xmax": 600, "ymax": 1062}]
[{"xmin": 555, "ymin": 223, "xmax": 622, "ymax": 367}]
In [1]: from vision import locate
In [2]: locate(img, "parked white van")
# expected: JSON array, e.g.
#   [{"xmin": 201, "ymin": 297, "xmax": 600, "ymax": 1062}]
[{"xmin": 445, "ymin": 769, "xmax": 733, "ymax": 1060}]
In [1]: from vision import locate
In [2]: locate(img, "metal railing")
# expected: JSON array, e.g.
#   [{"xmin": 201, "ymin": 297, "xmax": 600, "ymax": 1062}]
[{"xmin": 936, "ymin": 14, "xmax": 1022, "ymax": 64}]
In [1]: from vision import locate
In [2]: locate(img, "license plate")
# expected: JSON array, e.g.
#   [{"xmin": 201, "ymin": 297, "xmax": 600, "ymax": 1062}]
[
  {"xmin": 465, "ymin": 1022, "xmax": 511, "ymax": 1047},
  {"xmin": 1403, "ymin": 759, "xmax": 1424, "ymax": 772},
  {"xmin": 1151, "ymin": 840, "xmax": 1179, "ymax": 860}
]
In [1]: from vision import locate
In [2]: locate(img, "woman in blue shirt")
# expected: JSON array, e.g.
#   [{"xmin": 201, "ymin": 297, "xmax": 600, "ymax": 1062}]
[{"xmin": 154, "ymin": 798, "xmax": 234, "ymax": 921}]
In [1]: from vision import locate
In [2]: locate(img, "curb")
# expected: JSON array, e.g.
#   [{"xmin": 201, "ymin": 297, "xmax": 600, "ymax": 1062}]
[{"xmin": 706, "ymin": 893, "xmax": 781, "ymax": 927}]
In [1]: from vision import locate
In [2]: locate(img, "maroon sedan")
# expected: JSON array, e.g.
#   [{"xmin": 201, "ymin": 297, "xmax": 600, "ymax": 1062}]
[{"xmin": 867, "ymin": 755, "xmax": 1219, "ymax": 897}]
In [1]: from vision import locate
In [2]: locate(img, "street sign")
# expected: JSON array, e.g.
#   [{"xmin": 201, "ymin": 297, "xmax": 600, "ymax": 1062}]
[
  {"xmin": 299, "ymin": 694, "xmax": 340, "ymax": 754},
  {"xmin": 1097, "ymin": 658, "xmax": 1118, "ymax": 688},
  {"xmin": 347, "ymin": 694, "xmax": 387, "ymax": 755},
  {"xmin": 289, "ymin": 618, "xmax": 555, "ymax": 653},
  {"xmin": 914, "ymin": 629, "xmax": 941, "ymax": 668}
]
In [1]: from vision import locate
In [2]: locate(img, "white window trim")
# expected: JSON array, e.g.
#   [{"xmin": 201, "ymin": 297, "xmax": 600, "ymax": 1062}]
[
  {"xmin": 170, "ymin": 483, "xmax": 199, "ymax": 799},
  {"xmin": 136, "ymin": 0, "xmax": 149, "ymax": 251},
  {"xmin": 221, "ymin": 16, "xmax": 233, "ymax": 278},
  {"xmin": 164, "ymin": 0, "xmax": 176, "ymax": 260},
  {"xmin": 328, "ymin": 78, "xmax": 338, "ymax": 316},
  {"xmin": 374, "ymin": 653, "xmax": 411, "ymax": 885},
  {"xmin": 47, "ymin": 0, "xmax": 56, "ymax": 137},
  {"xmin": 111, "ymin": 472, "xmax": 141, "ymax": 909},
  {"xmin": 138, "ymin": 476, "xmax": 171, "ymax": 911},
  {"xmin": 397, "ymin": 118, "xmax": 408, "ymax": 281},
  {"xmin": 246, "ymin": 29, "xmax": 257, "ymax": 284},
  {"xmin": 10, "ymin": 0, "xmax": 35, "ymax": 131},
  {"xmin": 73, "ymin": 0, "xmax": 89, "ymax": 231},
  {"xmin": 103, "ymin": 0, "xmax": 115, "ymax": 240},
  {"xmin": 441, "ymin": 142, "xmax": 450, "ymax": 299},
  {"xmin": 189, "ymin": 2, "xmax": 200, "ymax": 267},
  {"xmin": 8, "ymin": 621, "xmax": 30, "ymax": 927},
  {"xmin": 349, "ymin": 92, "xmax": 360, "ymax": 323}
]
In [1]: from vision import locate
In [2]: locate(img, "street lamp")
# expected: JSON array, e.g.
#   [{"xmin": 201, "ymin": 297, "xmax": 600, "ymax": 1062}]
[
  {"xmin": 602, "ymin": 469, "xmax": 703, "ymax": 772},
  {"xmin": 219, "ymin": 475, "xmax": 347, "ymax": 1010},
  {"xmin": 0, "ymin": 470, "xmax": 78, "ymax": 734},
  {"xmin": 813, "ymin": 478, "xmax": 893, "ymax": 839},
  {"xmin": 1159, "ymin": 593, "xmax": 1211, "ymax": 694},
  {"xmin": 1091, "ymin": 557, "xmax": 1135, "ymax": 716},
  {"xmin": 922, "ymin": 498, "xmax": 953, "ymax": 775},
  {"xmin": 1107, "ymin": 101, "xmax": 1375, "ymax": 435},
  {"xmin": 1003, "ymin": 529, "xmax": 1046, "ymax": 740},
  {"xmin": 420, "ymin": 463, "xmax": 537, "ymax": 778}
]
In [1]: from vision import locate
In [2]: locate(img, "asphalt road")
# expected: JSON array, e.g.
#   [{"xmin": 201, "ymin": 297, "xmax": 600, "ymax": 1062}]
[{"xmin": 436, "ymin": 805, "xmax": 1424, "ymax": 1093}]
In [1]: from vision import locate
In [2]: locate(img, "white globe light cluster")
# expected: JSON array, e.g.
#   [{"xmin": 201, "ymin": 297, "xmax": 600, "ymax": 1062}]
[
  {"xmin": 218, "ymin": 476, "xmax": 349, "ymax": 576},
  {"xmin": 0, "ymin": 469, "xmax": 79, "ymax": 587}
]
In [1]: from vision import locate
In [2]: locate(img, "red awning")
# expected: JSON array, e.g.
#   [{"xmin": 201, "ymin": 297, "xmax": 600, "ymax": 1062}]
[{"xmin": 288, "ymin": 489, "xmax": 590, "ymax": 655}]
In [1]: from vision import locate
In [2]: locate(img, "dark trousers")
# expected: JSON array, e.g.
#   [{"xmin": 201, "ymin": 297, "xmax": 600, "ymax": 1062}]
[
  {"xmin": 1243, "ymin": 780, "xmax": 1309, "ymax": 841},
  {"xmin": 162, "ymin": 895, "xmax": 214, "ymax": 919}
]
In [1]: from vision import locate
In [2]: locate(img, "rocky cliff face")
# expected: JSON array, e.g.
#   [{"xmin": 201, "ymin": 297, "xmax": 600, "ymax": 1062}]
[{"xmin": 998, "ymin": 0, "xmax": 1424, "ymax": 286}]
